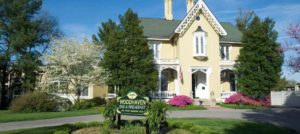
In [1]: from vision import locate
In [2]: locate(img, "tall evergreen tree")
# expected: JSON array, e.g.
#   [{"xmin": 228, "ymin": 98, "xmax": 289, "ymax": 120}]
[
  {"xmin": 93, "ymin": 9, "xmax": 158, "ymax": 96},
  {"xmin": 235, "ymin": 16, "xmax": 283, "ymax": 98},
  {"xmin": 0, "ymin": 0, "xmax": 60, "ymax": 109}
]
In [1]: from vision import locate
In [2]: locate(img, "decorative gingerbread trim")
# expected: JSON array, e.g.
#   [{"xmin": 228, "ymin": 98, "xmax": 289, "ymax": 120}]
[{"xmin": 175, "ymin": 0, "xmax": 227, "ymax": 36}]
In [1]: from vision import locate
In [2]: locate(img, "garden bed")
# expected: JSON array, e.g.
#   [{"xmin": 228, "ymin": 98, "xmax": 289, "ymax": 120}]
[
  {"xmin": 169, "ymin": 105, "xmax": 206, "ymax": 111},
  {"xmin": 217, "ymin": 103, "xmax": 268, "ymax": 110}
]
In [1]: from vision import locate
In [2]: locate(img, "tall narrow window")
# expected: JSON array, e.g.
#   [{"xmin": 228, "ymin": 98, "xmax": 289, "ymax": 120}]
[
  {"xmin": 149, "ymin": 42, "xmax": 161, "ymax": 59},
  {"xmin": 81, "ymin": 86, "xmax": 88, "ymax": 96},
  {"xmin": 220, "ymin": 44, "xmax": 230, "ymax": 60},
  {"xmin": 196, "ymin": 37, "xmax": 199, "ymax": 54},
  {"xmin": 193, "ymin": 26, "xmax": 207, "ymax": 58},
  {"xmin": 201, "ymin": 37, "xmax": 204, "ymax": 54}
]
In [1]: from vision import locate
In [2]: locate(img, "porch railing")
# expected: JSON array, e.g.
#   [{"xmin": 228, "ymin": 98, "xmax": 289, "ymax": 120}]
[
  {"xmin": 106, "ymin": 93, "xmax": 117, "ymax": 99},
  {"xmin": 220, "ymin": 91, "xmax": 237, "ymax": 102},
  {"xmin": 150, "ymin": 91, "xmax": 177, "ymax": 99}
]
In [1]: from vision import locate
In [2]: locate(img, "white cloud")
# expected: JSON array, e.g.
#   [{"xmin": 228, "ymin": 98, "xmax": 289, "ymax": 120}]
[{"xmin": 62, "ymin": 24, "xmax": 92, "ymax": 40}]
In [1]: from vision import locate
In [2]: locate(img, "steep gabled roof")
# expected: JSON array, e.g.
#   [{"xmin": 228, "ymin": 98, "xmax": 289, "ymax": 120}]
[
  {"xmin": 140, "ymin": 18, "xmax": 181, "ymax": 39},
  {"xmin": 175, "ymin": 0, "xmax": 227, "ymax": 36},
  {"xmin": 140, "ymin": 18, "xmax": 242, "ymax": 43},
  {"xmin": 220, "ymin": 22, "xmax": 242, "ymax": 43}
]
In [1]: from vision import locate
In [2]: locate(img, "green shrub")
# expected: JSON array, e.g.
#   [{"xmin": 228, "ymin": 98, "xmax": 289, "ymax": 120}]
[
  {"xmin": 72, "ymin": 100, "xmax": 95, "ymax": 110},
  {"xmin": 169, "ymin": 121, "xmax": 182, "ymax": 129},
  {"xmin": 103, "ymin": 99, "xmax": 118, "ymax": 126},
  {"xmin": 100, "ymin": 122, "xmax": 111, "ymax": 134},
  {"xmin": 73, "ymin": 122, "xmax": 88, "ymax": 129},
  {"xmin": 86, "ymin": 121, "xmax": 101, "ymax": 127},
  {"xmin": 181, "ymin": 122, "xmax": 193, "ymax": 130},
  {"xmin": 121, "ymin": 126, "xmax": 145, "ymax": 134},
  {"xmin": 53, "ymin": 130, "xmax": 69, "ymax": 134},
  {"xmin": 9, "ymin": 92, "xmax": 71, "ymax": 112},
  {"xmin": 201, "ymin": 129, "xmax": 219, "ymax": 134},
  {"xmin": 86, "ymin": 97, "xmax": 106, "ymax": 106},
  {"xmin": 146, "ymin": 101, "xmax": 168, "ymax": 133},
  {"xmin": 52, "ymin": 95, "xmax": 72, "ymax": 112},
  {"xmin": 167, "ymin": 129, "xmax": 193, "ymax": 134},
  {"xmin": 189, "ymin": 125, "xmax": 207, "ymax": 134}
]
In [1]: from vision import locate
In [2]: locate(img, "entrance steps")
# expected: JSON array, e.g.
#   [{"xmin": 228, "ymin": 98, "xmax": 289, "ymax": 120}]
[{"xmin": 194, "ymin": 99, "xmax": 216, "ymax": 107}]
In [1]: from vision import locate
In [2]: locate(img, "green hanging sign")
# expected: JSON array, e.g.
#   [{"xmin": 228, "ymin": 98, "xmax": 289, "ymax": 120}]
[{"xmin": 117, "ymin": 91, "xmax": 149, "ymax": 116}]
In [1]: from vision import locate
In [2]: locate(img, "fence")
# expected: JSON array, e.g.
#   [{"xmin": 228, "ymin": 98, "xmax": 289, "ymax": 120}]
[{"xmin": 271, "ymin": 91, "xmax": 300, "ymax": 107}]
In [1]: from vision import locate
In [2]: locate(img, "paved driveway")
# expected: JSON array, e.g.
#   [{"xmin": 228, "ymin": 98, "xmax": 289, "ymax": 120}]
[{"xmin": 0, "ymin": 108, "xmax": 299, "ymax": 132}]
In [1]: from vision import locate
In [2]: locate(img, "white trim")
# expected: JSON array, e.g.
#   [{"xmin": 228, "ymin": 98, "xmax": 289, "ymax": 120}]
[
  {"xmin": 175, "ymin": 0, "xmax": 227, "ymax": 36},
  {"xmin": 220, "ymin": 41, "xmax": 242, "ymax": 44},
  {"xmin": 193, "ymin": 31, "xmax": 207, "ymax": 57},
  {"xmin": 147, "ymin": 38, "xmax": 169, "ymax": 41},
  {"xmin": 176, "ymin": 66, "xmax": 180, "ymax": 95},
  {"xmin": 189, "ymin": 66, "xmax": 211, "ymax": 99}
]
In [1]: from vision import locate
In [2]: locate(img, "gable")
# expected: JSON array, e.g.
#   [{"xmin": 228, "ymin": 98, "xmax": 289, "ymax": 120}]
[{"xmin": 175, "ymin": 0, "xmax": 227, "ymax": 37}]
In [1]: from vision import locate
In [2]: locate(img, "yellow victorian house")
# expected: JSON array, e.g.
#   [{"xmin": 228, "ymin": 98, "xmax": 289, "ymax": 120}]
[
  {"xmin": 39, "ymin": 0, "xmax": 242, "ymax": 105},
  {"xmin": 142, "ymin": 0, "xmax": 242, "ymax": 104}
]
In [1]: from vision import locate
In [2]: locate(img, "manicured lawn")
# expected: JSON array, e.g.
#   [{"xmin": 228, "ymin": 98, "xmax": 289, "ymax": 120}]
[
  {"xmin": 1, "ymin": 118, "xmax": 297, "ymax": 134},
  {"xmin": 0, "ymin": 107, "xmax": 103, "ymax": 123},
  {"xmin": 217, "ymin": 103, "xmax": 268, "ymax": 110},
  {"xmin": 168, "ymin": 105, "xmax": 206, "ymax": 111},
  {"xmin": 168, "ymin": 118, "xmax": 298, "ymax": 134}
]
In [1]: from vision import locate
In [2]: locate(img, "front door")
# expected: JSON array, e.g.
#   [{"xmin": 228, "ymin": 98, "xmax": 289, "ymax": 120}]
[{"xmin": 193, "ymin": 71, "xmax": 209, "ymax": 99}]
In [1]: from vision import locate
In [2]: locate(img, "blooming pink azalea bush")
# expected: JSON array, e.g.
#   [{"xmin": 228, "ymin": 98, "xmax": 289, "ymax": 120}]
[
  {"xmin": 168, "ymin": 95, "xmax": 193, "ymax": 107},
  {"xmin": 225, "ymin": 93, "xmax": 270, "ymax": 106}
]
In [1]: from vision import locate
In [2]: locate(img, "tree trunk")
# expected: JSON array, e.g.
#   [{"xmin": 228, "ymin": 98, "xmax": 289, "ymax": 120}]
[{"xmin": 0, "ymin": 65, "xmax": 8, "ymax": 110}]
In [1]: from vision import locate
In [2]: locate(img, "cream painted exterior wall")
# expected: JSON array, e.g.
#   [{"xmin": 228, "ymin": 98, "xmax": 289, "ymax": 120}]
[
  {"xmin": 160, "ymin": 41, "xmax": 177, "ymax": 59},
  {"xmin": 231, "ymin": 44, "xmax": 242, "ymax": 61},
  {"xmin": 92, "ymin": 85, "xmax": 109, "ymax": 98},
  {"xmin": 153, "ymin": 12, "xmax": 242, "ymax": 103},
  {"xmin": 177, "ymin": 13, "xmax": 221, "ymax": 99}
]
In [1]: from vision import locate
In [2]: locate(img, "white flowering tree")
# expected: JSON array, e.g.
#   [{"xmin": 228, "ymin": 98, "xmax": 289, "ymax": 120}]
[{"xmin": 41, "ymin": 38, "xmax": 106, "ymax": 103}]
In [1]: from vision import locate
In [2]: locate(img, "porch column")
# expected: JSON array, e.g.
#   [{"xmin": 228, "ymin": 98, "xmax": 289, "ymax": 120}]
[
  {"xmin": 234, "ymin": 74, "xmax": 238, "ymax": 92},
  {"xmin": 158, "ymin": 68, "xmax": 162, "ymax": 96},
  {"xmin": 176, "ymin": 66, "xmax": 180, "ymax": 95}
]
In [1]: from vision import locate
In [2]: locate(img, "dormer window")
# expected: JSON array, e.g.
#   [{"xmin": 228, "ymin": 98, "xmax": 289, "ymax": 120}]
[{"xmin": 193, "ymin": 26, "xmax": 207, "ymax": 59}]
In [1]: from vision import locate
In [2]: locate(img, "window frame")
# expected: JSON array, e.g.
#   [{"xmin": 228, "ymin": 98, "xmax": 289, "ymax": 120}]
[
  {"xmin": 80, "ymin": 85, "xmax": 89, "ymax": 97},
  {"xmin": 149, "ymin": 41, "xmax": 162, "ymax": 59},
  {"xmin": 220, "ymin": 44, "xmax": 231, "ymax": 61},
  {"xmin": 193, "ymin": 32, "xmax": 207, "ymax": 57}
]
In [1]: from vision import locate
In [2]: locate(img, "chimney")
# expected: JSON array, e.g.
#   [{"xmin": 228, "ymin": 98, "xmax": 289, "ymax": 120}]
[
  {"xmin": 164, "ymin": 0, "xmax": 173, "ymax": 20},
  {"xmin": 186, "ymin": 0, "xmax": 195, "ymax": 13}
]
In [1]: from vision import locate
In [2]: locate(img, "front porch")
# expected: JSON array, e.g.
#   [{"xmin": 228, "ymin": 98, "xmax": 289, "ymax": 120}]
[
  {"xmin": 220, "ymin": 67, "xmax": 237, "ymax": 102},
  {"xmin": 150, "ymin": 64, "xmax": 180, "ymax": 99}
]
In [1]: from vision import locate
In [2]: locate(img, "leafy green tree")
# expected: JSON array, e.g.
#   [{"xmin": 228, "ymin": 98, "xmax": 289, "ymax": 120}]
[
  {"xmin": 0, "ymin": 0, "xmax": 60, "ymax": 109},
  {"xmin": 235, "ymin": 15, "xmax": 283, "ymax": 98},
  {"xmin": 93, "ymin": 9, "xmax": 158, "ymax": 96}
]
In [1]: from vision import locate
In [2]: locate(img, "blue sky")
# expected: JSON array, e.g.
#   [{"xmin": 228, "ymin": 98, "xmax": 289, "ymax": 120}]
[{"xmin": 42, "ymin": 0, "xmax": 300, "ymax": 81}]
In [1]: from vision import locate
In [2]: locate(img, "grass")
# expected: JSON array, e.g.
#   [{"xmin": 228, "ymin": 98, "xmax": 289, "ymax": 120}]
[
  {"xmin": 217, "ymin": 103, "xmax": 268, "ymax": 110},
  {"xmin": 1, "ymin": 118, "xmax": 297, "ymax": 134},
  {"xmin": 0, "ymin": 107, "xmax": 103, "ymax": 123},
  {"xmin": 168, "ymin": 118, "xmax": 298, "ymax": 134},
  {"xmin": 168, "ymin": 105, "xmax": 206, "ymax": 111}
]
